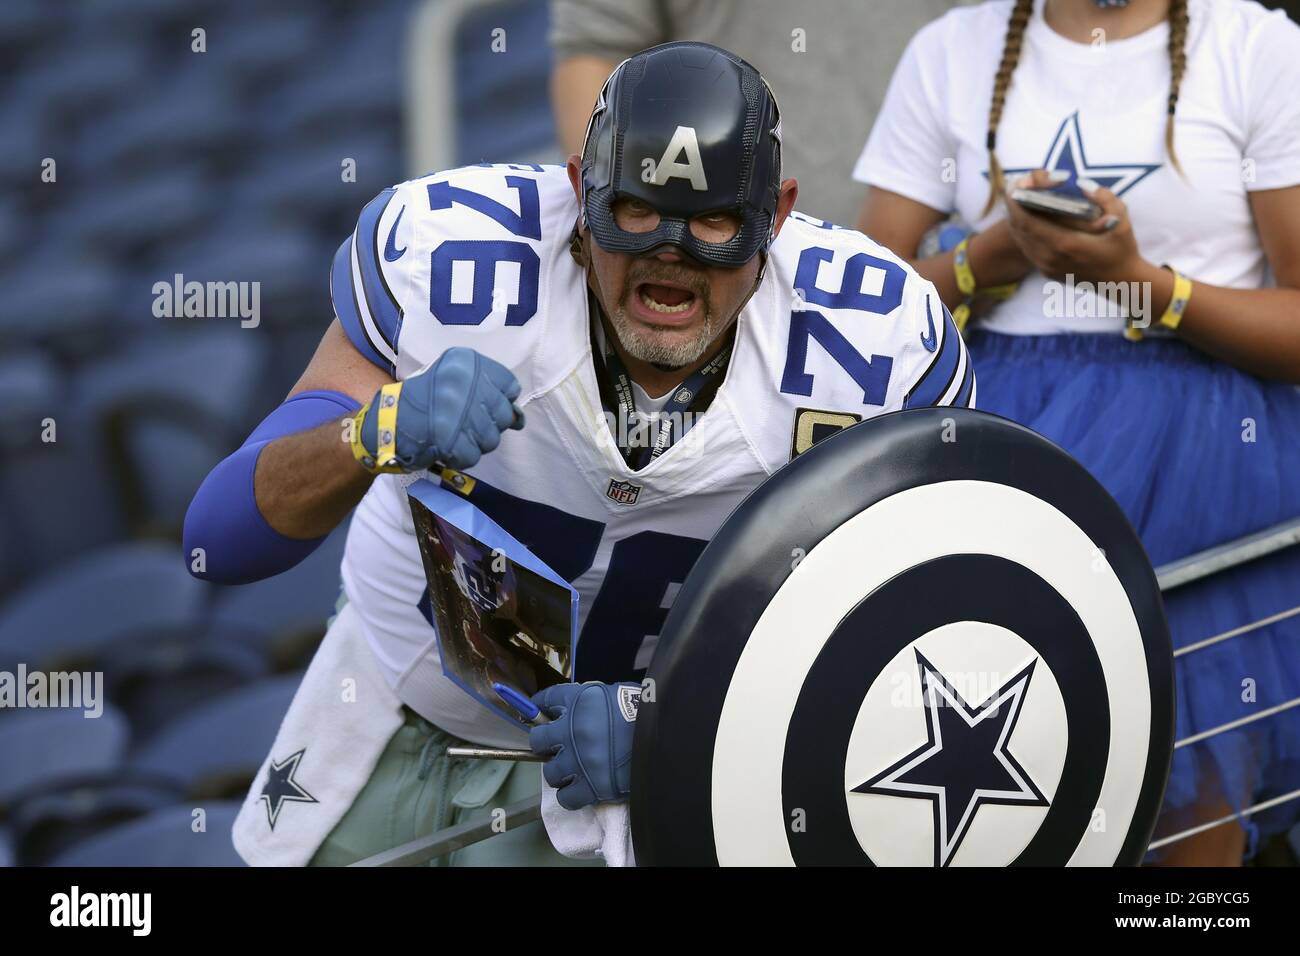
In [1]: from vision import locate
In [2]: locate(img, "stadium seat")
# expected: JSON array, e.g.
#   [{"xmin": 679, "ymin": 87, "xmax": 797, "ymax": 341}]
[
  {"xmin": 210, "ymin": 522, "xmax": 348, "ymax": 669},
  {"xmin": 203, "ymin": 11, "xmax": 325, "ymax": 90},
  {"xmin": 0, "ymin": 254, "xmax": 120, "ymax": 358},
  {"xmin": 72, "ymin": 328, "xmax": 272, "ymax": 533},
  {"xmin": 9, "ymin": 772, "xmax": 188, "ymax": 866},
  {"xmin": 49, "ymin": 801, "xmax": 245, "ymax": 867},
  {"xmin": 75, "ymin": 75, "xmax": 243, "ymax": 176},
  {"xmin": 0, "ymin": 349, "xmax": 60, "ymax": 454},
  {"xmin": 9, "ymin": 35, "xmax": 149, "ymax": 129},
  {"xmin": 50, "ymin": 167, "xmax": 215, "ymax": 257},
  {"xmin": 128, "ymin": 674, "xmax": 301, "ymax": 799},
  {"xmin": 453, "ymin": 0, "xmax": 557, "ymax": 165},
  {"xmin": 0, "ymin": 0, "xmax": 60, "ymax": 46},
  {"xmin": 260, "ymin": 38, "xmax": 402, "ymax": 142},
  {"xmin": 0, "ymin": 542, "xmax": 206, "ymax": 672},
  {"xmin": 0, "ymin": 199, "xmax": 19, "ymax": 262},
  {"xmin": 0, "ymin": 435, "xmax": 127, "ymax": 586},
  {"xmin": 103, "ymin": 632, "xmax": 271, "ymax": 740},
  {"xmin": 143, "ymin": 222, "xmax": 329, "ymax": 332},
  {"xmin": 228, "ymin": 139, "xmax": 401, "ymax": 228},
  {"xmin": 0, "ymin": 706, "xmax": 130, "ymax": 808}
]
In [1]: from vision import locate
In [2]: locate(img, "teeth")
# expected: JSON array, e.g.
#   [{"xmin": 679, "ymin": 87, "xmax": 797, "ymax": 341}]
[{"xmin": 639, "ymin": 288, "xmax": 694, "ymax": 313}]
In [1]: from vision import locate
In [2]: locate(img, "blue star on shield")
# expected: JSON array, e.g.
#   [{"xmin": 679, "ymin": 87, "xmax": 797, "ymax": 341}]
[
  {"xmin": 260, "ymin": 749, "xmax": 318, "ymax": 830},
  {"xmin": 852, "ymin": 651, "xmax": 1048, "ymax": 867},
  {"xmin": 995, "ymin": 112, "xmax": 1161, "ymax": 196}
]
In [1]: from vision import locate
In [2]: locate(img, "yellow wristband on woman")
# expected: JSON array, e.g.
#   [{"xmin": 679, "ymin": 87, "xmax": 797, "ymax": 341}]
[
  {"xmin": 953, "ymin": 237, "xmax": 978, "ymax": 297},
  {"xmin": 951, "ymin": 235, "xmax": 1017, "ymax": 333},
  {"xmin": 1125, "ymin": 266, "xmax": 1192, "ymax": 341}
]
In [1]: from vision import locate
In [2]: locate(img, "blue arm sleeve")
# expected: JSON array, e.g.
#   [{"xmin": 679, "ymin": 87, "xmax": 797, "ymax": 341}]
[{"xmin": 183, "ymin": 389, "xmax": 362, "ymax": 585}]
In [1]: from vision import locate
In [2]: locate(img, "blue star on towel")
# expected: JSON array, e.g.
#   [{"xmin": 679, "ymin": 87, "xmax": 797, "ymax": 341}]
[
  {"xmin": 852, "ymin": 651, "xmax": 1048, "ymax": 867},
  {"xmin": 260, "ymin": 749, "xmax": 318, "ymax": 830},
  {"xmin": 996, "ymin": 112, "xmax": 1161, "ymax": 196}
]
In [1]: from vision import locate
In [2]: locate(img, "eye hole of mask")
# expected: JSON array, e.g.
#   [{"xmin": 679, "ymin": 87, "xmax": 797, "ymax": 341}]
[{"xmin": 611, "ymin": 198, "xmax": 740, "ymax": 243}]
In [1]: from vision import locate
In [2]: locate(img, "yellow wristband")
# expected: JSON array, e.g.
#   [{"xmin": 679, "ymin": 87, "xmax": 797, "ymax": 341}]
[
  {"xmin": 350, "ymin": 382, "xmax": 405, "ymax": 474},
  {"xmin": 952, "ymin": 302, "xmax": 972, "ymax": 334},
  {"xmin": 1158, "ymin": 266, "xmax": 1192, "ymax": 331},
  {"xmin": 1126, "ymin": 267, "xmax": 1192, "ymax": 341},
  {"xmin": 953, "ymin": 237, "xmax": 977, "ymax": 297}
]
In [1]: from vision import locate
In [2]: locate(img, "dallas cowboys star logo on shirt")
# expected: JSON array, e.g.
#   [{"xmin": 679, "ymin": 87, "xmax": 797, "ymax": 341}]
[
  {"xmin": 260, "ymin": 748, "xmax": 318, "ymax": 830},
  {"xmin": 996, "ymin": 111, "xmax": 1162, "ymax": 196},
  {"xmin": 852, "ymin": 651, "xmax": 1048, "ymax": 867}
]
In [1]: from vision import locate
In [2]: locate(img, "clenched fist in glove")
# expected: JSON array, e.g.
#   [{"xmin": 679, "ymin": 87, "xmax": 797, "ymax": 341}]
[{"xmin": 350, "ymin": 347, "xmax": 524, "ymax": 473}]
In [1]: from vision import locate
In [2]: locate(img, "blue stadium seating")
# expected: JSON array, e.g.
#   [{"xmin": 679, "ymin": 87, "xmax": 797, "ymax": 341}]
[
  {"xmin": 0, "ymin": 706, "xmax": 130, "ymax": 807},
  {"xmin": 103, "ymin": 634, "xmax": 271, "ymax": 739},
  {"xmin": 0, "ymin": 198, "xmax": 19, "ymax": 262},
  {"xmin": 52, "ymin": 166, "xmax": 217, "ymax": 257},
  {"xmin": 0, "ymin": 254, "xmax": 121, "ymax": 358},
  {"xmin": 229, "ymin": 139, "xmax": 402, "ymax": 228},
  {"xmin": 0, "ymin": 433, "xmax": 128, "ymax": 586},
  {"xmin": 10, "ymin": 33, "xmax": 149, "ymax": 130},
  {"xmin": 71, "ymin": 328, "xmax": 272, "ymax": 532},
  {"xmin": 0, "ymin": 542, "xmax": 205, "ymax": 670},
  {"xmin": 211, "ymin": 522, "xmax": 348, "ymax": 669},
  {"xmin": 0, "ymin": 350, "xmax": 59, "ymax": 455},
  {"xmin": 454, "ymin": 0, "xmax": 557, "ymax": 165},
  {"xmin": 0, "ymin": 0, "xmax": 563, "ymax": 866},
  {"xmin": 0, "ymin": 0, "xmax": 64, "ymax": 50},
  {"xmin": 128, "ymin": 675, "xmax": 301, "ymax": 796},
  {"xmin": 9, "ymin": 772, "xmax": 185, "ymax": 866},
  {"xmin": 49, "ymin": 801, "xmax": 245, "ymax": 867}
]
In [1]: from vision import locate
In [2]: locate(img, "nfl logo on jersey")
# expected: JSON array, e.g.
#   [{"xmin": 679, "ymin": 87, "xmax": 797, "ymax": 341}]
[{"xmin": 605, "ymin": 479, "xmax": 641, "ymax": 505}]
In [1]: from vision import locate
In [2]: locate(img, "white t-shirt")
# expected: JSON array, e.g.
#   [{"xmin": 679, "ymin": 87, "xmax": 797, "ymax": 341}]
[{"xmin": 854, "ymin": 0, "xmax": 1300, "ymax": 335}]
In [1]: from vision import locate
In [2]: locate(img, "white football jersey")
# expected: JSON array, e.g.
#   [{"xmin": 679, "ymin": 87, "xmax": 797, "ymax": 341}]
[{"xmin": 330, "ymin": 163, "xmax": 974, "ymax": 747}]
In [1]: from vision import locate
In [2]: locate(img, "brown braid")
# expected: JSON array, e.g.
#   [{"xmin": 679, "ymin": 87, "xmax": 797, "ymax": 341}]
[
  {"xmin": 982, "ymin": 0, "xmax": 1034, "ymax": 216},
  {"xmin": 983, "ymin": 0, "xmax": 1191, "ymax": 213},
  {"xmin": 1165, "ymin": 0, "xmax": 1188, "ymax": 175}
]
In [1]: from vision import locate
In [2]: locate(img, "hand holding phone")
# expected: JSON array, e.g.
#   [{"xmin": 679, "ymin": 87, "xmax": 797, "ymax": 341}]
[{"xmin": 1010, "ymin": 177, "xmax": 1102, "ymax": 222}]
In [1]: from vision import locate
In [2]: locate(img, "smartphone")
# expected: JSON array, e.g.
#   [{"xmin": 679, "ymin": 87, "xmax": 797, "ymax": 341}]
[{"xmin": 1010, "ymin": 180, "xmax": 1102, "ymax": 221}]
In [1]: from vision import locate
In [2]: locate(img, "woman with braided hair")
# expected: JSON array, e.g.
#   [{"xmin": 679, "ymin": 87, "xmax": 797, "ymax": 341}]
[{"xmin": 856, "ymin": 0, "xmax": 1300, "ymax": 865}]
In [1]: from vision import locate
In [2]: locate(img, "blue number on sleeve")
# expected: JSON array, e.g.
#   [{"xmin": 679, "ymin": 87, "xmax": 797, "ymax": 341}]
[
  {"xmin": 793, "ymin": 245, "xmax": 906, "ymax": 314},
  {"xmin": 430, "ymin": 240, "xmax": 540, "ymax": 326},
  {"xmin": 426, "ymin": 176, "xmax": 541, "ymax": 239},
  {"xmin": 426, "ymin": 174, "xmax": 543, "ymax": 326},
  {"xmin": 781, "ymin": 245, "xmax": 904, "ymax": 405}
]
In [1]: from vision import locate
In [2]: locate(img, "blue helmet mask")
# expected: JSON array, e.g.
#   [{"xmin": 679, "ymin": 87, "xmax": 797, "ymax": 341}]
[{"xmin": 579, "ymin": 42, "xmax": 783, "ymax": 270}]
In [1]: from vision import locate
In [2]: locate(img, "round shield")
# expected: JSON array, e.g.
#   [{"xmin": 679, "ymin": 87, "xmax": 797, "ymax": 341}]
[{"xmin": 631, "ymin": 407, "xmax": 1173, "ymax": 866}]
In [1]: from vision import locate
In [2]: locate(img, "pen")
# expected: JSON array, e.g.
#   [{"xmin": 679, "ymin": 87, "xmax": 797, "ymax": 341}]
[{"xmin": 445, "ymin": 683, "xmax": 551, "ymax": 763}]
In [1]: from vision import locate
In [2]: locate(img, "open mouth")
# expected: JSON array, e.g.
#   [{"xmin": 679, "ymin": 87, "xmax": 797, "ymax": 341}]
[{"xmin": 636, "ymin": 282, "xmax": 697, "ymax": 315}]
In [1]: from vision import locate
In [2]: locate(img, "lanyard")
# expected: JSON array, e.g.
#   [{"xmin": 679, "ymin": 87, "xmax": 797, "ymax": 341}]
[{"xmin": 590, "ymin": 296, "xmax": 733, "ymax": 470}]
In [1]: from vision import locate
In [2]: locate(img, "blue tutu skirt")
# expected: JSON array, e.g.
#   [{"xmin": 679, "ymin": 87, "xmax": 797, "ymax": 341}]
[{"xmin": 966, "ymin": 331, "xmax": 1300, "ymax": 858}]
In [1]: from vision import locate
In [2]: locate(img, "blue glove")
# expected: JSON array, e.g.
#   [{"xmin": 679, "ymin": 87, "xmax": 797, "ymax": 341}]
[
  {"xmin": 353, "ymin": 347, "xmax": 523, "ymax": 473},
  {"xmin": 529, "ymin": 682, "xmax": 641, "ymax": 811}
]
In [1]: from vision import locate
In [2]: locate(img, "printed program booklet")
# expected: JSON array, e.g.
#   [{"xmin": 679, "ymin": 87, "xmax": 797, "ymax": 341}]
[{"xmin": 408, "ymin": 479, "xmax": 578, "ymax": 731}]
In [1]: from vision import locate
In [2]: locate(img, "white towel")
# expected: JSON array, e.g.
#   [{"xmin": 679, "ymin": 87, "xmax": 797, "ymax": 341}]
[
  {"xmin": 232, "ymin": 600, "xmax": 405, "ymax": 866},
  {"xmin": 540, "ymin": 776, "xmax": 636, "ymax": 867}
]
